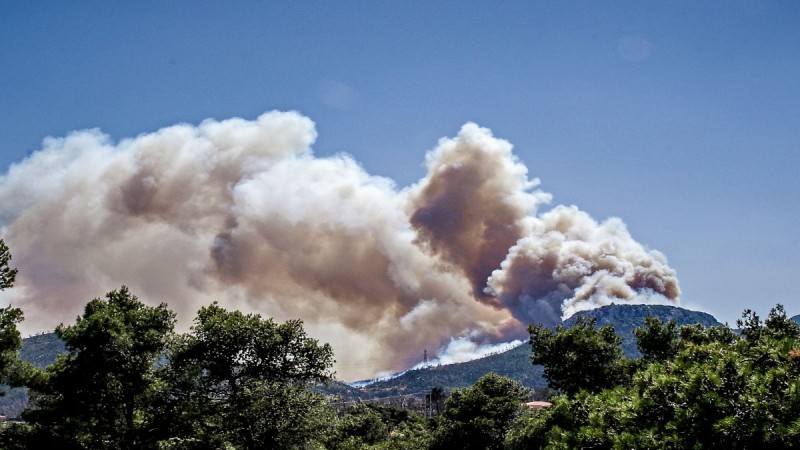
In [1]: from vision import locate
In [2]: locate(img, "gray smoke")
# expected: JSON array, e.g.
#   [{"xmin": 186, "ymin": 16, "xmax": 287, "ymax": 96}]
[{"xmin": 0, "ymin": 112, "xmax": 679, "ymax": 379}]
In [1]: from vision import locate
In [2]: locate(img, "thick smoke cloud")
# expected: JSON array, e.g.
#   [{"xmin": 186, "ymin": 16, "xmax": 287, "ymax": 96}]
[
  {"xmin": 408, "ymin": 124, "xmax": 551, "ymax": 303},
  {"xmin": 485, "ymin": 206, "xmax": 681, "ymax": 326},
  {"xmin": 0, "ymin": 112, "xmax": 679, "ymax": 379}
]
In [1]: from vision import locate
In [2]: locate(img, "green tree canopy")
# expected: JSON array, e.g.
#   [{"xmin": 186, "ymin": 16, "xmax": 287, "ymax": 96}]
[
  {"xmin": 431, "ymin": 373, "xmax": 530, "ymax": 450},
  {"xmin": 508, "ymin": 305, "xmax": 800, "ymax": 450},
  {"xmin": 634, "ymin": 316, "xmax": 679, "ymax": 361},
  {"xmin": 330, "ymin": 402, "xmax": 432, "ymax": 450},
  {"xmin": 158, "ymin": 302, "xmax": 335, "ymax": 449},
  {"xmin": 529, "ymin": 316, "xmax": 626, "ymax": 395},
  {"xmin": 0, "ymin": 239, "xmax": 22, "ymax": 387},
  {"xmin": 0, "ymin": 239, "xmax": 18, "ymax": 291},
  {"xmin": 0, "ymin": 239, "xmax": 28, "ymax": 450},
  {"xmin": 20, "ymin": 287, "xmax": 175, "ymax": 450},
  {"xmin": 0, "ymin": 306, "xmax": 23, "ymax": 386}
]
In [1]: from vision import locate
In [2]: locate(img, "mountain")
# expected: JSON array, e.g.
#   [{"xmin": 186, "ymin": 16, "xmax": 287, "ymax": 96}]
[
  {"xmin": 352, "ymin": 304, "xmax": 721, "ymax": 399},
  {"xmin": 791, "ymin": 314, "xmax": 800, "ymax": 325},
  {"xmin": 0, "ymin": 332, "xmax": 66, "ymax": 418},
  {"xmin": 566, "ymin": 304, "xmax": 721, "ymax": 357},
  {"xmin": 19, "ymin": 332, "xmax": 66, "ymax": 368},
  {"xmin": 352, "ymin": 343, "xmax": 546, "ymax": 398}
]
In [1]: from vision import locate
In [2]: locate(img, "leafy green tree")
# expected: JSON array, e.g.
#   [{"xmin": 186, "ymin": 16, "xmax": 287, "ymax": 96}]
[
  {"xmin": 19, "ymin": 287, "xmax": 175, "ymax": 450},
  {"xmin": 430, "ymin": 386, "xmax": 446, "ymax": 415},
  {"xmin": 529, "ymin": 316, "xmax": 626, "ymax": 395},
  {"xmin": 0, "ymin": 306, "xmax": 23, "ymax": 386},
  {"xmin": 0, "ymin": 239, "xmax": 23, "ymax": 389},
  {"xmin": 508, "ymin": 305, "xmax": 800, "ymax": 450},
  {"xmin": 431, "ymin": 373, "xmax": 529, "ymax": 450},
  {"xmin": 634, "ymin": 316, "xmax": 679, "ymax": 361},
  {"xmin": 332, "ymin": 402, "xmax": 390, "ymax": 449},
  {"xmin": 330, "ymin": 402, "xmax": 432, "ymax": 450},
  {"xmin": 0, "ymin": 239, "xmax": 18, "ymax": 291},
  {"xmin": 157, "ymin": 302, "xmax": 335, "ymax": 449}
]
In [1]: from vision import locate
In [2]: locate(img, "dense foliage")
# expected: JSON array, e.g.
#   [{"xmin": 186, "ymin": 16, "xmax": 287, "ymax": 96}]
[
  {"xmin": 1, "ymin": 290, "xmax": 336, "ymax": 450},
  {"xmin": 0, "ymin": 239, "xmax": 23, "ymax": 390},
  {"xmin": 2, "ymin": 239, "xmax": 800, "ymax": 449},
  {"xmin": 431, "ymin": 373, "xmax": 530, "ymax": 450},
  {"xmin": 329, "ymin": 402, "xmax": 432, "ymax": 450},
  {"xmin": 530, "ymin": 316, "xmax": 627, "ymax": 395},
  {"xmin": 14, "ymin": 287, "xmax": 175, "ymax": 449},
  {"xmin": 155, "ymin": 303, "xmax": 336, "ymax": 449},
  {"xmin": 508, "ymin": 305, "xmax": 800, "ymax": 449}
]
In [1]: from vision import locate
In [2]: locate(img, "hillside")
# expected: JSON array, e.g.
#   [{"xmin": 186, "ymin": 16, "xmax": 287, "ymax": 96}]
[
  {"xmin": 357, "ymin": 343, "xmax": 545, "ymax": 397},
  {"xmin": 0, "ymin": 332, "xmax": 66, "ymax": 418},
  {"xmin": 354, "ymin": 304, "xmax": 721, "ymax": 399},
  {"xmin": 566, "ymin": 304, "xmax": 721, "ymax": 356},
  {"xmin": 19, "ymin": 332, "xmax": 66, "ymax": 368}
]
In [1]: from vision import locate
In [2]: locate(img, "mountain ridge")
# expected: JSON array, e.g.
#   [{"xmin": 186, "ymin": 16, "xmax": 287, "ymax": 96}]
[{"xmin": 351, "ymin": 303, "xmax": 722, "ymax": 399}]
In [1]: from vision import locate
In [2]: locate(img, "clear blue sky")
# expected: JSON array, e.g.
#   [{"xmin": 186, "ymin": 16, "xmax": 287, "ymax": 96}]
[{"xmin": 1, "ymin": 1, "xmax": 798, "ymax": 325}]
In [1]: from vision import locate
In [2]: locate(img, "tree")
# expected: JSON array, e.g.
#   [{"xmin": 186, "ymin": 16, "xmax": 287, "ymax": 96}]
[
  {"xmin": 634, "ymin": 316, "xmax": 679, "ymax": 361},
  {"xmin": 529, "ymin": 315, "xmax": 626, "ymax": 395},
  {"xmin": 507, "ymin": 305, "xmax": 800, "ymax": 450},
  {"xmin": 430, "ymin": 386, "xmax": 446, "ymax": 415},
  {"xmin": 157, "ymin": 302, "xmax": 335, "ymax": 449},
  {"xmin": 0, "ymin": 307, "xmax": 23, "ymax": 386},
  {"xmin": 20, "ymin": 287, "xmax": 175, "ymax": 450},
  {"xmin": 329, "ymin": 402, "xmax": 432, "ymax": 450},
  {"xmin": 0, "ymin": 239, "xmax": 24, "ymax": 388},
  {"xmin": 0, "ymin": 239, "xmax": 18, "ymax": 291},
  {"xmin": 331, "ymin": 402, "xmax": 390, "ymax": 449},
  {"xmin": 431, "ymin": 373, "xmax": 530, "ymax": 450}
]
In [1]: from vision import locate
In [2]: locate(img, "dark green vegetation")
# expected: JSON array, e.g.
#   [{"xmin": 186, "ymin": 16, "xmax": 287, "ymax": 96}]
[
  {"xmin": 0, "ymin": 283, "xmax": 337, "ymax": 449},
  {"xmin": 0, "ymin": 333, "xmax": 65, "ymax": 418},
  {"xmin": 5, "ymin": 303, "xmax": 720, "ymax": 411},
  {"xmin": 1, "ymin": 236, "xmax": 799, "ymax": 449},
  {"xmin": 20, "ymin": 287, "xmax": 176, "ymax": 449},
  {"xmin": 430, "ymin": 373, "xmax": 530, "ymax": 450},
  {"xmin": 0, "ymin": 239, "xmax": 24, "ymax": 419},
  {"xmin": 360, "ymin": 344, "xmax": 544, "ymax": 396},
  {"xmin": 565, "ymin": 304, "xmax": 720, "ymax": 357},
  {"xmin": 508, "ymin": 305, "xmax": 800, "ymax": 449},
  {"xmin": 359, "ymin": 304, "xmax": 720, "ymax": 399}
]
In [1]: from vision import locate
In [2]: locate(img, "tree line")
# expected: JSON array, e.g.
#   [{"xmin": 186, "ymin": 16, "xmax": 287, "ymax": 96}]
[{"xmin": 2, "ymin": 238, "xmax": 800, "ymax": 449}]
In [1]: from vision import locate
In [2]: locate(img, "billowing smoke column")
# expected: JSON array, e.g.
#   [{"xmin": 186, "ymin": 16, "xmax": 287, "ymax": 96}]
[
  {"xmin": 486, "ymin": 206, "xmax": 681, "ymax": 326},
  {"xmin": 408, "ymin": 125, "xmax": 551, "ymax": 303},
  {"xmin": 0, "ymin": 112, "xmax": 680, "ymax": 379}
]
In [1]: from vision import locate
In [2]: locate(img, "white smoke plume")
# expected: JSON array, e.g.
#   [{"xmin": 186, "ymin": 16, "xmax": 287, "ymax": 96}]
[
  {"xmin": 414, "ymin": 337, "xmax": 525, "ymax": 369},
  {"xmin": 0, "ymin": 112, "xmax": 679, "ymax": 379}
]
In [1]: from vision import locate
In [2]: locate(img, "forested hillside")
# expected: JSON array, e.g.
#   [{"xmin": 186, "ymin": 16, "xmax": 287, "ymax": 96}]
[{"xmin": 356, "ymin": 304, "xmax": 721, "ymax": 400}]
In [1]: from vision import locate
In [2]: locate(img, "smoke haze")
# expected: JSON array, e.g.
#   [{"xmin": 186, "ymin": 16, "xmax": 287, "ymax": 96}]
[{"xmin": 0, "ymin": 111, "xmax": 680, "ymax": 379}]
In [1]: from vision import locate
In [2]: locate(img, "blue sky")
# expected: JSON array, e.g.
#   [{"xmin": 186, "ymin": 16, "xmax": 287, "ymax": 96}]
[{"xmin": 1, "ymin": 1, "xmax": 798, "ymax": 326}]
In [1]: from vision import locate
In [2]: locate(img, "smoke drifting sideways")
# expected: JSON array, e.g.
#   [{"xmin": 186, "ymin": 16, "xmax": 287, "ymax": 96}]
[{"xmin": 0, "ymin": 112, "xmax": 680, "ymax": 380}]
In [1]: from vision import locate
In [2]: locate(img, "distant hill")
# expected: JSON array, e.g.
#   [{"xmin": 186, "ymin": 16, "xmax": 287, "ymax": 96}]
[
  {"xmin": 19, "ymin": 332, "xmax": 66, "ymax": 368},
  {"xmin": 1, "ymin": 332, "xmax": 66, "ymax": 418},
  {"xmin": 352, "ymin": 304, "xmax": 721, "ymax": 399},
  {"xmin": 355, "ymin": 343, "xmax": 546, "ymax": 398},
  {"xmin": 791, "ymin": 314, "xmax": 800, "ymax": 325},
  {"xmin": 566, "ymin": 304, "xmax": 721, "ymax": 357}
]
